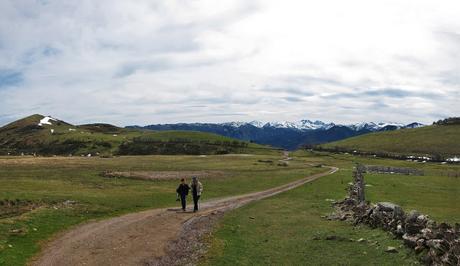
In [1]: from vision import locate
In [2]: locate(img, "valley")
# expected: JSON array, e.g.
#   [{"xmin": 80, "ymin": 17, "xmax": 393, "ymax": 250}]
[
  {"xmin": 2, "ymin": 2, "xmax": 458, "ymax": 265},
  {"xmin": 0, "ymin": 115, "xmax": 458, "ymax": 265}
]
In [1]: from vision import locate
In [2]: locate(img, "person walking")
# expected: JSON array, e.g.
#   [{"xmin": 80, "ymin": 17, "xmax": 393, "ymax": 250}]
[
  {"xmin": 176, "ymin": 178, "xmax": 190, "ymax": 211},
  {"xmin": 190, "ymin": 176, "xmax": 203, "ymax": 212}
]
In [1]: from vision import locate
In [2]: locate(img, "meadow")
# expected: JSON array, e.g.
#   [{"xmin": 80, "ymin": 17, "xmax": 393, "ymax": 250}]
[
  {"xmin": 1, "ymin": 150, "xmax": 459, "ymax": 265},
  {"xmin": 202, "ymin": 151, "xmax": 460, "ymax": 265},
  {"xmin": 0, "ymin": 153, "xmax": 323, "ymax": 265}
]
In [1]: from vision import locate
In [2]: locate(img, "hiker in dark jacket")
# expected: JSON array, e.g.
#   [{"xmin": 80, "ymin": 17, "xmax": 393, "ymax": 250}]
[
  {"xmin": 176, "ymin": 178, "xmax": 190, "ymax": 211},
  {"xmin": 190, "ymin": 176, "xmax": 203, "ymax": 212}
]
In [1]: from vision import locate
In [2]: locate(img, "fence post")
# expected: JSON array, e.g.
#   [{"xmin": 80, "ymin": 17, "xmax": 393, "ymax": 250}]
[{"xmin": 353, "ymin": 163, "xmax": 366, "ymax": 203}]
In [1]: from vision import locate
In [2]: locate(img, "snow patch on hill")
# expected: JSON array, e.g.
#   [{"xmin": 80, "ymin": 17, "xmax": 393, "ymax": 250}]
[{"xmin": 38, "ymin": 116, "xmax": 56, "ymax": 126}]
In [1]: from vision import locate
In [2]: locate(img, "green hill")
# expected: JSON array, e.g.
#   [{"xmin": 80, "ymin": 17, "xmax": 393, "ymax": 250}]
[
  {"xmin": 0, "ymin": 114, "xmax": 274, "ymax": 156},
  {"xmin": 317, "ymin": 124, "xmax": 460, "ymax": 160}
]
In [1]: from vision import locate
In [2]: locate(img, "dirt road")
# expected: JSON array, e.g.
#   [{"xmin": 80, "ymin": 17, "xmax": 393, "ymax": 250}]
[{"xmin": 32, "ymin": 166, "xmax": 338, "ymax": 266}]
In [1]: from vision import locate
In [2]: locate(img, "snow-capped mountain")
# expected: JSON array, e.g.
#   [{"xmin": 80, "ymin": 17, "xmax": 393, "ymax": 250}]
[
  {"xmin": 222, "ymin": 120, "xmax": 335, "ymax": 130},
  {"xmin": 263, "ymin": 120, "xmax": 335, "ymax": 130},
  {"xmin": 404, "ymin": 122, "xmax": 425, "ymax": 129},
  {"xmin": 218, "ymin": 120, "xmax": 420, "ymax": 131},
  {"xmin": 130, "ymin": 119, "xmax": 425, "ymax": 150},
  {"xmin": 347, "ymin": 122, "xmax": 409, "ymax": 131}
]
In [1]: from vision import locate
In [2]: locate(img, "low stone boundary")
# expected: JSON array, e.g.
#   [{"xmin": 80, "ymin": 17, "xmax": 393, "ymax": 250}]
[
  {"xmin": 331, "ymin": 165, "xmax": 459, "ymax": 265},
  {"xmin": 365, "ymin": 165, "xmax": 424, "ymax": 176}
]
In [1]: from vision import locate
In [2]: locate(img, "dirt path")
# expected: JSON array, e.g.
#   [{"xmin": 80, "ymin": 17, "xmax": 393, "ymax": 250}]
[{"xmin": 31, "ymin": 166, "xmax": 338, "ymax": 266}]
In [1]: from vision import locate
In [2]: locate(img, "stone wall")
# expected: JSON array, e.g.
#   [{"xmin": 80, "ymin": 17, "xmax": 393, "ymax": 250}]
[
  {"xmin": 365, "ymin": 165, "xmax": 424, "ymax": 176},
  {"xmin": 332, "ymin": 166, "xmax": 459, "ymax": 265}
]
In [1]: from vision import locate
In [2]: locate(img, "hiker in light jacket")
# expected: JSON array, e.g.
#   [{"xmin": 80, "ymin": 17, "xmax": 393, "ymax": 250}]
[
  {"xmin": 176, "ymin": 178, "xmax": 190, "ymax": 211},
  {"xmin": 190, "ymin": 176, "xmax": 203, "ymax": 212}
]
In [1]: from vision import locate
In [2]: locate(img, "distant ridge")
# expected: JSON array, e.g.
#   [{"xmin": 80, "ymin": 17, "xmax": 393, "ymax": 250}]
[{"xmin": 129, "ymin": 120, "xmax": 425, "ymax": 150}]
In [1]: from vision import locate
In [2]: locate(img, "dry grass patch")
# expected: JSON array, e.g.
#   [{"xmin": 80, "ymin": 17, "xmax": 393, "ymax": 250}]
[{"xmin": 102, "ymin": 170, "xmax": 226, "ymax": 181}]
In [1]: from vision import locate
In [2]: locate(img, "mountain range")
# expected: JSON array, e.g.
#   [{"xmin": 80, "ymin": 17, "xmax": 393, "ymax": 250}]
[{"xmin": 128, "ymin": 120, "xmax": 424, "ymax": 150}]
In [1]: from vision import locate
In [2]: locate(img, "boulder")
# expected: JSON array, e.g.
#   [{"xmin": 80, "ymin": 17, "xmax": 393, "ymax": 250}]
[
  {"xmin": 377, "ymin": 202, "xmax": 399, "ymax": 212},
  {"xmin": 402, "ymin": 233, "xmax": 419, "ymax": 248},
  {"xmin": 414, "ymin": 245, "xmax": 425, "ymax": 254},
  {"xmin": 441, "ymin": 252, "xmax": 458, "ymax": 265},
  {"xmin": 405, "ymin": 223, "xmax": 424, "ymax": 235},
  {"xmin": 421, "ymin": 228, "xmax": 434, "ymax": 239},
  {"xmin": 455, "ymin": 223, "xmax": 460, "ymax": 233},
  {"xmin": 416, "ymin": 238, "xmax": 425, "ymax": 248},
  {"xmin": 342, "ymin": 198, "xmax": 357, "ymax": 207},
  {"xmin": 426, "ymin": 239, "xmax": 450, "ymax": 255},
  {"xmin": 406, "ymin": 210, "xmax": 421, "ymax": 223},
  {"xmin": 426, "ymin": 219, "xmax": 436, "ymax": 229},
  {"xmin": 416, "ymin": 214, "xmax": 428, "ymax": 225}
]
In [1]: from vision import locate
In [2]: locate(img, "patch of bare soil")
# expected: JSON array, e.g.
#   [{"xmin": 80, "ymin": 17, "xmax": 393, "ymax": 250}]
[
  {"xmin": 31, "ymin": 167, "xmax": 338, "ymax": 266},
  {"xmin": 102, "ymin": 170, "xmax": 226, "ymax": 181},
  {"xmin": 149, "ymin": 210, "xmax": 225, "ymax": 266}
]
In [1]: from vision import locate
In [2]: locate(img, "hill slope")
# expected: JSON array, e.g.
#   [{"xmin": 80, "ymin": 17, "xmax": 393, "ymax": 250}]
[
  {"xmin": 318, "ymin": 124, "xmax": 460, "ymax": 159},
  {"xmin": 0, "ymin": 115, "xmax": 273, "ymax": 156}
]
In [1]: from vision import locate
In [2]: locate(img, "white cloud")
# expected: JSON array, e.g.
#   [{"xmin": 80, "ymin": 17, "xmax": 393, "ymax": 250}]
[{"xmin": 0, "ymin": 0, "xmax": 459, "ymax": 126}]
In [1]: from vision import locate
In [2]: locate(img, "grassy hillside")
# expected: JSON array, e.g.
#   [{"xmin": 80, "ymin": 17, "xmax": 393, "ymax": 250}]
[
  {"xmin": 0, "ymin": 115, "xmax": 274, "ymax": 156},
  {"xmin": 318, "ymin": 124, "xmax": 460, "ymax": 159}
]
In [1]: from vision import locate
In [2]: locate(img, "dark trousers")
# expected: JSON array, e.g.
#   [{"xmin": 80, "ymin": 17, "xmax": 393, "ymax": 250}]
[
  {"xmin": 193, "ymin": 194, "xmax": 200, "ymax": 211},
  {"xmin": 180, "ymin": 195, "xmax": 187, "ymax": 210}
]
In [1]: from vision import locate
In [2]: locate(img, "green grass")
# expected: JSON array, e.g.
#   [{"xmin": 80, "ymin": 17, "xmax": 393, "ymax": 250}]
[
  {"xmin": 202, "ymin": 152, "xmax": 460, "ymax": 265},
  {"xmin": 0, "ymin": 114, "xmax": 274, "ymax": 156},
  {"xmin": 319, "ymin": 124, "xmax": 460, "ymax": 158},
  {"xmin": 1, "ymin": 149, "xmax": 458, "ymax": 265},
  {"xmin": 0, "ymin": 154, "xmax": 321, "ymax": 265}
]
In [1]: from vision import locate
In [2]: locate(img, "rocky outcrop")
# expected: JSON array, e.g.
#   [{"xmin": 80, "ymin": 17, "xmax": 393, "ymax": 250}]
[{"xmin": 332, "ymin": 167, "xmax": 459, "ymax": 265}]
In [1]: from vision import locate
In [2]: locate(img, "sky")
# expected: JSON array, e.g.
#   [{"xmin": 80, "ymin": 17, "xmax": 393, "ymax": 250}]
[{"xmin": 0, "ymin": 0, "xmax": 459, "ymax": 126}]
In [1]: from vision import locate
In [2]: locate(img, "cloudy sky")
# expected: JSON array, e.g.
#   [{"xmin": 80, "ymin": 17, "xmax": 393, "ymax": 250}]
[{"xmin": 0, "ymin": 0, "xmax": 459, "ymax": 126}]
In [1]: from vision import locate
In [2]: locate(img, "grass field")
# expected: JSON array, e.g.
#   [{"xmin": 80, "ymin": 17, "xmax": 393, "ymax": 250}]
[
  {"xmin": 319, "ymin": 124, "xmax": 460, "ymax": 158},
  {"xmin": 202, "ymin": 151, "xmax": 460, "ymax": 265},
  {"xmin": 0, "ymin": 114, "xmax": 273, "ymax": 156},
  {"xmin": 0, "ymin": 153, "xmax": 325, "ymax": 265},
  {"xmin": 1, "ymin": 150, "xmax": 459, "ymax": 265}
]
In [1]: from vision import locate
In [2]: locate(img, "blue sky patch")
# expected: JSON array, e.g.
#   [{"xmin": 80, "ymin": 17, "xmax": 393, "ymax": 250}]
[{"xmin": 0, "ymin": 70, "xmax": 24, "ymax": 88}]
